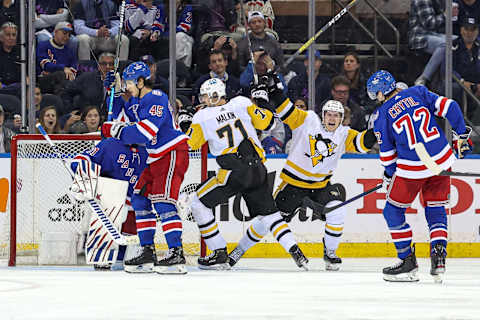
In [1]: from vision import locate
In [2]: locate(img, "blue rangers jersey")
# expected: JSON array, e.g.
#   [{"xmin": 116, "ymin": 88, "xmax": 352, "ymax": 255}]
[
  {"xmin": 109, "ymin": 95, "xmax": 140, "ymax": 123},
  {"xmin": 37, "ymin": 39, "xmax": 77, "ymax": 75},
  {"xmin": 73, "ymin": 138, "xmax": 148, "ymax": 208},
  {"xmin": 373, "ymin": 85, "xmax": 467, "ymax": 179},
  {"xmin": 157, "ymin": 4, "xmax": 193, "ymax": 35},
  {"xmin": 118, "ymin": 90, "xmax": 188, "ymax": 164}
]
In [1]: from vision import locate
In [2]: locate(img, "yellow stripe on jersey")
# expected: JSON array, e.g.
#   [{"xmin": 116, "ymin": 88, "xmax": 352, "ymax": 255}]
[
  {"xmin": 247, "ymin": 104, "xmax": 274, "ymax": 131},
  {"xmin": 273, "ymin": 181, "xmax": 288, "ymax": 198},
  {"xmin": 272, "ymin": 224, "xmax": 288, "ymax": 238},
  {"xmin": 286, "ymin": 160, "xmax": 331, "ymax": 178},
  {"xmin": 345, "ymin": 129, "xmax": 369, "ymax": 153},
  {"xmin": 280, "ymin": 172, "xmax": 330, "ymax": 189},
  {"xmin": 250, "ymin": 225, "xmax": 264, "ymax": 239},
  {"xmin": 196, "ymin": 169, "xmax": 230, "ymax": 197},
  {"xmin": 186, "ymin": 123, "xmax": 206, "ymax": 151},
  {"xmin": 278, "ymin": 101, "xmax": 308, "ymax": 130},
  {"xmin": 219, "ymin": 138, "xmax": 266, "ymax": 162}
]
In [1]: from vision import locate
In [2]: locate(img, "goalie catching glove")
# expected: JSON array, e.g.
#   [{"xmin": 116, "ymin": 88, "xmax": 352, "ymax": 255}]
[
  {"xmin": 452, "ymin": 126, "xmax": 473, "ymax": 159},
  {"xmin": 101, "ymin": 121, "xmax": 128, "ymax": 139}
]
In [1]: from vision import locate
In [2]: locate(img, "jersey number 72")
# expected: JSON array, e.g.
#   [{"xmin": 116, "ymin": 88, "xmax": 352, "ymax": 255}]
[{"xmin": 393, "ymin": 106, "xmax": 440, "ymax": 149}]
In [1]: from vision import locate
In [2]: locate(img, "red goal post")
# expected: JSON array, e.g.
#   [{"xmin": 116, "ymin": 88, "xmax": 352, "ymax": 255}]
[{"xmin": 2, "ymin": 134, "xmax": 207, "ymax": 266}]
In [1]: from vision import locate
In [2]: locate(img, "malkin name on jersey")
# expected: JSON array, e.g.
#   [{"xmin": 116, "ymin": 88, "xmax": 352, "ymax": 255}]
[{"xmin": 216, "ymin": 111, "xmax": 237, "ymax": 124}]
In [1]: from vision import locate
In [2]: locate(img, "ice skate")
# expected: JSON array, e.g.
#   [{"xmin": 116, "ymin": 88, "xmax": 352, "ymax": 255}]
[
  {"xmin": 383, "ymin": 246, "xmax": 419, "ymax": 282},
  {"xmin": 289, "ymin": 244, "xmax": 309, "ymax": 270},
  {"xmin": 228, "ymin": 246, "xmax": 245, "ymax": 267},
  {"xmin": 154, "ymin": 246, "xmax": 187, "ymax": 274},
  {"xmin": 323, "ymin": 238, "xmax": 342, "ymax": 271},
  {"xmin": 124, "ymin": 244, "xmax": 156, "ymax": 273},
  {"xmin": 198, "ymin": 247, "xmax": 231, "ymax": 270},
  {"xmin": 430, "ymin": 243, "xmax": 446, "ymax": 283}
]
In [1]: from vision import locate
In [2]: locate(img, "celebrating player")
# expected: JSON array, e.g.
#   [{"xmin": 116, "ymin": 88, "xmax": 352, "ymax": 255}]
[
  {"xmin": 102, "ymin": 62, "xmax": 190, "ymax": 274},
  {"xmin": 367, "ymin": 70, "xmax": 473, "ymax": 282},
  {"xmin": 186, "ymin": 78, "xmax": 309, "ymax": 270},
  {"xmin": 228, "ymin": 76, "xmax": 377, "ymax": 271}
]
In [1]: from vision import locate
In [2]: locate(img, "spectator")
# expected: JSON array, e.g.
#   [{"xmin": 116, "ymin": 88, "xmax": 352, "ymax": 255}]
[
  {"xmin": 409, "ymin": 0, "xmax": 458, "ymax": 86},
  {"xmin": 235, "ymin": 0, "xmax": 278, "ymax": 40},
  {"xmin": 63, "ymin": 108, "xmax": 82, "ymax": 133},
  {"xmin": 139, "ymin": 54, "xmax": 169, "ymax": 93},
  {"xmin": 0, "ymin": 104, "xmax": 14, "ymax": 152},
  {"xmin": 0, "ymin": 0, "xmax": 19, "ymax": 27},
  {"xmin": 340, "ymin": 51, "xmax": 370, "ymax": 108},
  {"xmin": 239, "ymin": 48, "xmax": 287, "ymax": 95},
  {"xmin": 192, "ymin": 49, "xmax": 241, "ymax": 105},
  {"xmin": 124, "ymin": 0, "xmax": 164, "ymax": 61},
  {"xmin": 287, "ymin": 50, "xmax": 330, "ymax": 112},
  {"xmin": 37, "ymin": 105, "xmax": 62, "ymax": 134},
  {"xmin": 69, "ymin": 105, "xmax": 101, "ymax": 133},
  {"xmin": 237, "ymin": 11, "xmax": 284, "ymax": 71},
  {"xmin": 194, "ymin": 0, "xmax": 240, "ymax": 44},
  {"xmin": 447, "ymin": 16, "xmax": 480, "ymax": 120},
  {"xmin": 211, "ymin": 35, "xmax": 241, "ymax": 77},
  {"xmin": 0, "ymin": 22, "xmax": 20, "ymax": 89},
  {"xmin": 62, "ymin": 52, "xmax": 115, "ymax": 115},
  {"xmin": 455, "ymin": 0, "xmax": 480, "ymax": 35},
  {"xmin": 319, "ymin": 75, "xmax": 366, "ymax": 131},
  {"xmin": 34, "ymin": 0, "xmax": 79, "ymax": 55},
  {"xmin": 37, "ymin": 22, "xmax": 78, "ymax": 95},
  {"xmin": 73, "ymin": 0, "xmax": 129, "ymax": 61},
  {"xmin": 156, "ymin": 0, "xmax": 194, "ymax": 67}
]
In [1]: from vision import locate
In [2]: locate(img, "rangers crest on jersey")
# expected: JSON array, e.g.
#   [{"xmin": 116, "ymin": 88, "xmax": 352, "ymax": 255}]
[{"xmin": 306, "ymin": 134, "xmax": 338, "ymax": 167}]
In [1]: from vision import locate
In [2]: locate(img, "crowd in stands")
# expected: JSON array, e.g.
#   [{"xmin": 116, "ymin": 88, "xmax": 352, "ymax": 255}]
[{"xmin": 0, "ymin": 0, "xmax": 477, "ymax": 154}]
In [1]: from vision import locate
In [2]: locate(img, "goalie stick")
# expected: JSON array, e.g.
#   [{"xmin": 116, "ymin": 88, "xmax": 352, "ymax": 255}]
[
  {"xmin": 36, "ymin": 123, "xmax": 130, "ymax": 246},
  {"xmin": 413, "ymin": 143, "xmax": 480, "ymax": 177},
  {"xmin": 303, "ymin": 184, "xmax": 382, "ymax": 221}
]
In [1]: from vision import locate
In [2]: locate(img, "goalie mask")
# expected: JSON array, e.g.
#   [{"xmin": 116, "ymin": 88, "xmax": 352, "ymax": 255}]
[
  {"xmin": 199, "ymin": 78, "xmax": 226, "ymax": 106},
  {"xmin": 321, "ymin": 100, "xmax": 344, "ymax": 132}
]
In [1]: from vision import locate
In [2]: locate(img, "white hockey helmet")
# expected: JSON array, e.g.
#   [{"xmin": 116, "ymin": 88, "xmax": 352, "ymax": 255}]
[
  {"xmin": 322, "ymin": 100, "xmax": 344, "ymax": 122},
  {"xmin": 199, "ymin": 78, "xmax": 226, "ymax": 106}
]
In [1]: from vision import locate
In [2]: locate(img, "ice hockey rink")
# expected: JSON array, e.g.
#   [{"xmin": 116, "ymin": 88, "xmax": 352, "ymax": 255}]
[{"xmin": 1, "ymin": 258, "xmax": 480, "ymax": 320}]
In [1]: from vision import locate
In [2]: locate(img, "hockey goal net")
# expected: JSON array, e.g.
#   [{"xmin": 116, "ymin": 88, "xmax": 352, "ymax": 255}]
[{"xmin": 1, "ymin": 134, "xmax": 206, "ymax": 266}]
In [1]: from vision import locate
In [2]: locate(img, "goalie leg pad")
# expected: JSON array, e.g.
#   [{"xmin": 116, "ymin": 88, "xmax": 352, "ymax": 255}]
[
  {"xmin": 191, "ymin": 194, "xmax": 226, "ymax": 250},
  {"xmin": 155, "ymin": 202, "xmax": 183, "ymax": 248}
]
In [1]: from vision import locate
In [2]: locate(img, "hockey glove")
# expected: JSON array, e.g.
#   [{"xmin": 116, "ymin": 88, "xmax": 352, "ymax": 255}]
[
  {"xmin": 250, "ymin": 82, "xmax": 274, "ymax": 112},
  {"xmin": 380, "ymin": 171, "xmax": 392, "ymax": 193},
  {"xmin": 103, "ymin": 71, "xmax": 122, "ymax": 95},
  {"xmin": 452, "ymin": 126, "xmax": 473, "ymax": 158},
  {"xmin": 264, "ymin": 72, "xmax": 288, "ymax": 108},
  {"xmin": 101, "ymin": 121, "xmax": 127, "ymax": 139},
  {"xmin": 177, "ymin": 109, "xmax": 194, "ymax": 133}
]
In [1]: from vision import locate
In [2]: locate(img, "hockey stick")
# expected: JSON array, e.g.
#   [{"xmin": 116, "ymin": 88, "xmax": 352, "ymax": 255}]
[
  {"xmin": 414, "ymin": 142, "xmax": 480, "ymax": 177},
  {"xmin": 107, "ymin": 0, "xmax": 127, "ymax": 121},
  {"xmin": 305, "ymin": 184, "xmax": 382, "ymax": 221},
  {"xmin": 282, "ymin": 0, "xmax": 359, "ymax": 69},
  {"xmin": 240, "ymin": 0, "xmax": 259, "ymax": 85},
  {"xmin": 36, "ymin": 123, "xmax": 129, "ymax": 246}
]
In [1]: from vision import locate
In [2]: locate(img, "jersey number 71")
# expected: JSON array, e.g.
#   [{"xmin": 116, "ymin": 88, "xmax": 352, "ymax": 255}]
[{"xmin": 393, "ymin": 106, "xmax": 440, "ymax": 149}]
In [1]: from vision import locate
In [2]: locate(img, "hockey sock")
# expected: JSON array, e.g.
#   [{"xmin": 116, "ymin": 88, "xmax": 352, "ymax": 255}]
[
  {"xmin": 425, "ymin": 206, "xmax": 448, "ymax": 251},
  {"xmin": 260, "ymin": 212, "xmax": 296, "ymax": 252},
  {"xmin": 383, "ymin": 202, "xmax": 411, "ymax": 259},
  {"xmin": 324, "ymin": 200, "xmax": 345, "ymax": 251},
  {"xmin": 135, "ymin": 211, "xmax": 157, "ymax": 246},
  {"xmin": 237, "ymin": 217, "xmax": 268, "ymax": 252},
  {"xmin": 155, "ymin": 202, "xmax": 183, "ymax": 249},
  {"xmin": 190, "ymin": 194, "xmax": 226, "ymax": 250},
  {"xmin": 131, "ymin": 194, "xmax": 156, "ymax": 246}
]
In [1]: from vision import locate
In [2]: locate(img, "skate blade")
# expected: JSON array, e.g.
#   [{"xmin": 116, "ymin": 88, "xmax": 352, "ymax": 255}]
[
  {"xmin": 154, "ymin": 264, "xmax": 188, "ymax": 275},
  {"xmin": 383, "ymin": 270, "xmax": 419, "ymax": 282},
  {"xmin": 124, "ymin": 263, "xmax": 154, "ymax": 273},
  {"xmin": 324, "ymin": 261, "xmax": 340, "ymax": 271},
  {"xmin": 198, "ymin": 263, "xmax": 231, "ymax": 270}
]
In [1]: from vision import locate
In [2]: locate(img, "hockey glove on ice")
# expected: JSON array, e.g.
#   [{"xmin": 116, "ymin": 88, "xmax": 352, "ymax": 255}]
[
  {"xmin": 380, "ymin": 171, "xmax": 392, "ymax": 193},
  {"xmin": 452, "ymin": 126, "xmax": 473, "ymax": 158},
  {"xmin": 101, "ymin": 121, "xmax": 127, "ymax": 139}
]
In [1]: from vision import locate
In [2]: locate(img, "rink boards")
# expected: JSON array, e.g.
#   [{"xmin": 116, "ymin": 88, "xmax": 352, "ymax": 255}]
[{"xmin": 1, "ymin": 154, "xmax": 480, "ymax": 258}]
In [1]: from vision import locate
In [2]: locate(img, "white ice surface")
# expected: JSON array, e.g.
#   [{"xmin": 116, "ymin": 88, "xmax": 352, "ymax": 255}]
[{"xmin": 1, "ymin": 258, "xmax": 480, "ymax": 320}]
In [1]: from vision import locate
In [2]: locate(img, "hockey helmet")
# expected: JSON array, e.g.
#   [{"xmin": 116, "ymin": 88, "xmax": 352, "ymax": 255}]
[
  {"xmin": 322, "ymin": 100, "xmax": 344, "ymax": 123},
  {"xmin": 366, "ymin": 70, "xmax": 396, "ymax": 100},
  {"xmin": 122, "ymin": 61, "xmax": 151, "ymax": 84},
  {"xmin": 199, "ymin": 78, "xmax": 226, "ymax": 105}
]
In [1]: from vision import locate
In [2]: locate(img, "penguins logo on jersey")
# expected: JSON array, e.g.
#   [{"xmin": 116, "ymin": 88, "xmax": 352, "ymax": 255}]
[{"xmin": 306, "ymin": 134, "xmax": 338, "ymax": 166}]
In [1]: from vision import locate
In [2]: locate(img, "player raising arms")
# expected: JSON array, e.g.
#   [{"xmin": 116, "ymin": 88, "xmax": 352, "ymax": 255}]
[
  {"xmin": 228, "ymin": 76, "xmax": 377, "ymax": 271},
  {"xmin": 186, "ymin": 78, "xmax": 308, "ymax": 270},
  {"xmin": 367, "ymin": 70, "xmax": 473, "ymax": 282},
  {"xmin": 102, "ymin": 62, "xmax": 190, "ymax": 274}
]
